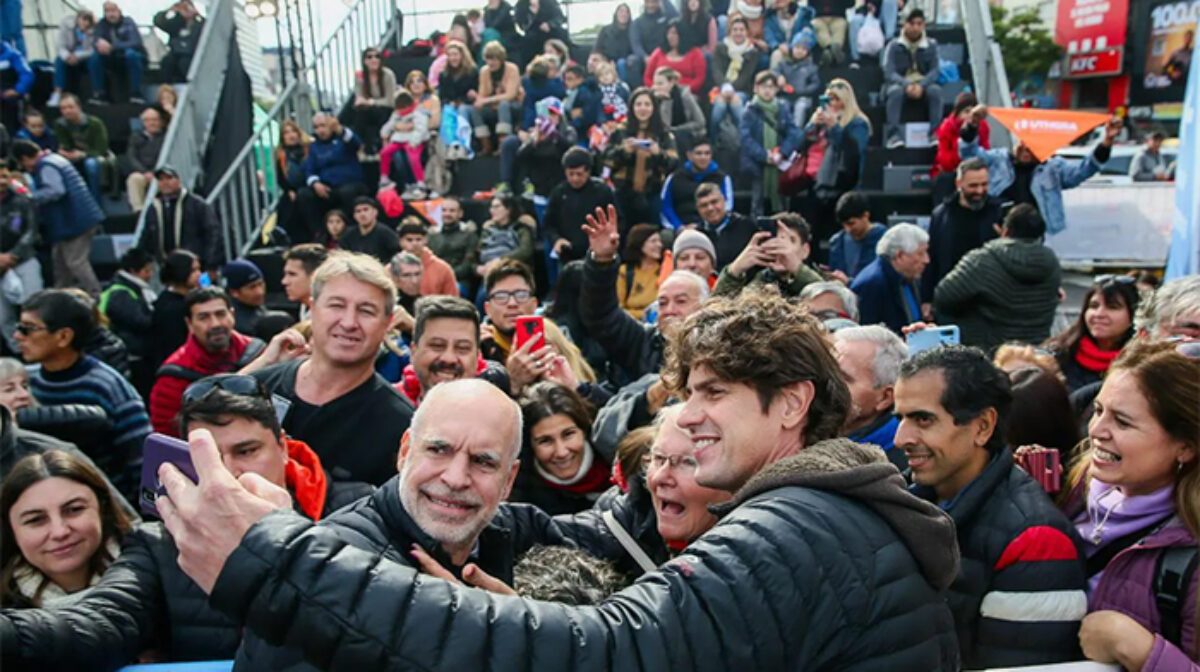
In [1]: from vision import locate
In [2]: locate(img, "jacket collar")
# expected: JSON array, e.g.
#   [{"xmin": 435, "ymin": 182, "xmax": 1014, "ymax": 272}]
[
  {"xmin": 182, "ymin": 330, "xmax": 255, "ymax": 370},
  {"xmin": 913, "ymin": 447, "xmax": 1012, "ymax": 526}
]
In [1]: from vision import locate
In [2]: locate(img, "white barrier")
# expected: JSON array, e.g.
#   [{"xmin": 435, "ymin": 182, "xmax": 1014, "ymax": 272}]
[{"xmin": 1049, "ymin": 182, "xmax": 1176, "ymax": 268}]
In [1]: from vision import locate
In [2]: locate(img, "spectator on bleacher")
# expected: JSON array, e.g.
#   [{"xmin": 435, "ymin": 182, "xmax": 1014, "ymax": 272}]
[
  {"xmin": 660, "ymin": 140, "xmax": 732, "ymax": 230},
  {"xmin": 439, "ymin": 13, "xmax": 480, "ymax": 75},
  {"xmin": 850, "ymin": 223, "xmax": 928, "ymax": 333},
  {"xmin": 729, "ymin": 0, "xmax": 770, "ymax": 55},
  {"xmin": 616, "ymin": 223, "xmax": 663, "ymax": 320},
  {"xmin": 223, "ymin": 259, "xmax": 267, "ymax": 337},
  {"xmin": 933, "ymin": 203, "xmax": 1061, "ymax": 351},
  {"xmin": 18, "ymin": 289, "xmax": 150, "ymax": 494},
  {"xmin": 404, "ymin": 70, "xmax": 441, "ymax": 135},
  {"xmin": 740, "ymin": 71, "xmax": 801, "ymax": 217},
  {"xmin": 428, "ymin": 196, "xmax": 479, "ymax": 292},
  {"xmin": 93, "ymin": 2, "xmax": 146, "ymax": 104},
  {"xmin": 678, "ymin": 0, "xmax": 717, "ymax": 54},
  {"xmin": 67, "ymin": 287, "xmax": 130, "ymax": 379},
  {"xmin": 505, "ymin": 96, "xmax": 576, "ymax": 201},
  {"xmin": 476, "ymin": 195, "xmax": 536, "ymax": 291},
  {"xmin": 0, "ymin": 160, "xmax": 40, "ymax": 352},
  {"xmin": 543, "ymin": 38, "xmax": 573, "ymax": 71},
  {"xmin": 480, "ymin": 258, "xmax": 538, "ymax": 362},
  {"xmin": 484, "ymin": 0, "xmax": 520, "ymax": 52},
  {"xmin": 921, "ymin": 157, "xmax": 1000, "ymax": 304},
  {"xmin": 10, "ymin": 140, "xmax": 103, "ymax": 296},
  {"xmin": 515, "ymin": 0, "xmax": 570, "ymax": 68},
  {"xmin": 545, "ymin": 147, "xmax": 614, "ymax": 265},
  {"xmin": 387, "ymin": 251, "xmax": 424, "ymax": 317},
  {"xmin": 52, "ymin": 94, "xmax": 113, "ymax": 204},
  {"xmin": 319, "ymin": 209, "xmax": 348, "ymax": 250},
  {"xmin": 519, "ymin": 55, "xmax": 567, "ymax": 132},
  {"xmin": 803, "ymin": 78, "xmax": 870, "ymax": 245},
  {"xmin": 882, "ymin": 9, "xmax": 942, "ymax": 150},
  {"xmin": 651, "ymin": 67, "xmax": 705, "ymax": 152},
  {"xmin": 99, "ymin": 247, "xmax": 154, "ymax": 387},
  {"xmin": 473, "ymin": 42, "xmax": 523, "ymax": 154},
  {"xmin": 1129, "ymin": 130, "xmax": 1172, "ymax": 182},
  {"xmin": 149, "ymin": 249, "xmax": 200, "ymax": 367},
  {"xmin": 353, "ymin": 48, "xmax": 397, "ymax": 155},
  {"xmin": 337, "ymin": 197, "xmax": 399, "ymax": 265},
  {"xmin": 595, "ymin": 4, "xmax": 634, "ymax": 81},
  {"xmin": 274, "ymin": 119, "xmax": 310, "ymax": 241},
  {"xmin": 709, "ymin": 17, "xmax": 759, "ymax": 139},
  {"xmin": 155, "ymin": 83, "xmax": 178, "ymax": 118},
  {"xmin": 605, "ymin": 87, "xmax": 679, "ymax": 232},
  {"xmin": 667, "ymin": 228, "xmax": 718, "ymax": 289},
  {"xmin": 563, "ymin": 64, "xmax": 601, "ymax": 137},
  {"xmin": 765, "ymin": 0, "xmax": 813, "ymax": 67},
  {"xmin": 297, "ymin": 112, "xmax": 367, "ymax": 242},
  {"xmin": 644, "ymin": 21, "xmax": 706, "ymax": 95},
  {"xmin": 137, "ymin": 165, "xmax": 223, "ymax": 274},
  {"xmin": 124, "ymin": 106, "xmax": 166, "ymax": 211},
  {"xmin": 931, "ymin": 92, "xmax": 989, "ymax": 202},
  {"xmin": 713, "ymin": 211, "xmax": 821, "ymax": 298},
  {"xmin": 153, "ymin": 0, "xmax": 205, "ymax": 83},
  {"xmin": 49, "ymin": 9, "xmax": 96, "ymax": 109},
  {"xmin": 799, "ymin": 279, "xmax": 858, "ymax": 324},
  {"xmin": 398, "ymin": 218, "xmax": 458, "ymax": 297},
  {"xmin": 773, "ymin": 29, "xmax": 819, "ymax": 128},
  {"xmin": 0, "ymin": 123, "xmax": 8, "ymax": 158},
  {"xmin": 0, "ymin": 41, "xmax": 32, "ymax": 130},
  {"xmin": 281, "ymin": 244, "xmax": 326, "ymax": 320},
  {"xmin": 828, "ymin": 190, "xmax": 885, "ymax": 281},
  {"xmin": 1045, "ymin": 276, "xmax": 1139, "ymax": 393},
  {"xmin": 378, "ymin": 90, "xmax": 430, "ymax": 195},
  {"xmin": 833, "ymin": 324, "xmax": 906, "ymax": 468},
  {"xmin": 435, "ymin": 40, "xmax": 477, "ymax": 160},
  {"xmin": 13, "ymin": 109, "xmax": 57, "ymax": 152},
  {"xmin": 693, "ymin": 180, "xmax": 751, "ymax": 269},
  {"xmin": 809, "ymin": 0, "xmax": 851, "ymax": 65},
  {"xmin": 595, "ymin": 60, "xmax": 630, "ymax": 118},
  {"xmin": 629, "ymin": 0, "xmax": 674, "ymax": 87}
]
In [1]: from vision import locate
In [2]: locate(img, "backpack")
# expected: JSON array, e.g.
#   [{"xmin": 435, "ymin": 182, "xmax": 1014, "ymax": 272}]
[
  {"xmin": 1155, "ymin": 546, "xmax": 1199, "ymax": 650},
  {"xmin": 855, "ymin": 14, "xmax": 885, "ymax": 57}
]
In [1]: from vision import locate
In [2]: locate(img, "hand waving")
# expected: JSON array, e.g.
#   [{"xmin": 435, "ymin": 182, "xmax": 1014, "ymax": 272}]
[{"xmin": 582, "ymin": 205, "xmax": 621, "ymax": 262}]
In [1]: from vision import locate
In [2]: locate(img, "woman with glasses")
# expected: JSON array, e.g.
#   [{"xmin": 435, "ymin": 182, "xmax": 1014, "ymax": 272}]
[
  {"xmin": 353, "ymin": 48, "xmax": 397, "ymax": 154},
  {"xmin": 1045, "ymin": 276, "xmax": 1140, "ymax": 393},
  {"xmin": 512, "ymin": 382, "xmax": 610, "ymax": 515}
]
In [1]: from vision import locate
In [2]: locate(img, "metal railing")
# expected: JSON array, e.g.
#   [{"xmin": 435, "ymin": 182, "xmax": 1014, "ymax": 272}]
[
  {"xmin": 960, "ymin": 0, "xmax": 1013, "ymax": 147},
  {"xmin": 206, "ymin": 0, "xmax": 400, "ymax": 259}
]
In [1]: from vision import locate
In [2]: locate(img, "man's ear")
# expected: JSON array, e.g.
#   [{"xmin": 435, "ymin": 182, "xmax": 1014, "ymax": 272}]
[
  {"xmin": 780, "ymin": 380, "xmax": 815, "ymax": 431},
  {"xmin": 501, "ymin": 458, "xmax": 521, "ymax": 502},
  {"xmin": 53, "ymin": 327, "xmax": 75, "ymax": 350},
  {"xmin": 972, "ymin": 407, "xmax": 998, "ymax": 448},
  {"xmin": 397, "ymin": 430, "xmax": 412, "ymax": 471},
  {"xmin": 874, "ymin": 385, "xmax": 895, "ymax": 414}
]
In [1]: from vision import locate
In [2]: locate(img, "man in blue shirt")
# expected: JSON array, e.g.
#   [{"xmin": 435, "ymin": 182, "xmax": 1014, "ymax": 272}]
[
  {"xmin": 850, "ymin": 223, "xmax": 929, "ymax": 333},
  {"xmin": 834, "ymin": 324, "xmax": 907, "ymax": 469},
  {"xmin": 828, "ymin": 191, "xmax": 885, "ymax": 281}
]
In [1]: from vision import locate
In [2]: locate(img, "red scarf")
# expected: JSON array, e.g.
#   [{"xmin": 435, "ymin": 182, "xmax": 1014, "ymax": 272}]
[
  {"xmin": 284, "ymin": 438, "xmax": 329, "ymax": 521},
  {"xmin": 541, "ymin": 459, "xmax": 611, "ymax": 495},
  {"xmin": 1075, "ymin": 335, "xmax": 1122, "ymax": 374},
  {"xmin": 395, "ymin": 355, "xmax": 493, "ymax": 406}
]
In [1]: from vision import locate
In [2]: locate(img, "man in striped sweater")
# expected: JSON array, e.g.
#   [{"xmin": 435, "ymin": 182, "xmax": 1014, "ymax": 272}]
[{"xmin": 16, "ymin": 289, "xmax": 150, "ymax": 501}]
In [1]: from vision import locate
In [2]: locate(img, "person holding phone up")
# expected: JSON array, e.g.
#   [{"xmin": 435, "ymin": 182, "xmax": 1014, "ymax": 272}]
[{"xmin": 713, "ymin": 212, "xmax": 821, "ymax": 298}]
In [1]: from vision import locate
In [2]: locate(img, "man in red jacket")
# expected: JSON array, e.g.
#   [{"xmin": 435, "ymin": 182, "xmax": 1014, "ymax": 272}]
[{"xmin": 149, "ymin": 287, "xmax": 265, "ymax": 435}]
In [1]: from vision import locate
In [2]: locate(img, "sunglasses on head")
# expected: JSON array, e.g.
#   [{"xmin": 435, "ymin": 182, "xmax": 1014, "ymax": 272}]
[
  {"xmin": 1094, "ymin": 274, "xmax": 1137, "ymax": 286},
  {"xmin": 182, "ymin": 374, "xmax": 269, "ymax": 406}
]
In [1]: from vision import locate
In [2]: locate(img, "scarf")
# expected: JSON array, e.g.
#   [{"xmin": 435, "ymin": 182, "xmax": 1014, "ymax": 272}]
[
  {"xmin": 722, "ymin": 37, "xmax": 754, "ymax": 81},
  {"xmin": 668, "ymin": 86, "xmax": 686, "ymax": 128},
  {"xmin": 1075, "ymin": 335, "xmax": 1122, "ymax": 374},
  {"xmin": 12, "ymin": 537, "xmax": 121, "ymax": 608},
  {"xmin": 284, "ymin": 437, "xmax": 330, "ymax": 521},
  {"xmin": 754, "ymin": 95, "xmax": 781, "ymax": 209},
  {"xmin": 1076, "ymin": 479, "xmax": 1177, "ymax": 591},
  {"xmin": 735, "ymin": 0, "xmax": 763, "ymax": 19},
  {"xmin": 599, "ymin": 82, "xmax": 628, "ymax": 117}
]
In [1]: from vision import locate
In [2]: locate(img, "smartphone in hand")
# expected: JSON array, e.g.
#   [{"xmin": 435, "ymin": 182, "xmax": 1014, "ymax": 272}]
[
  {"xmin": 140, "ymin": 433, "xmax": 198, "ymax": 517},
  {"xmin": 755, "ymin": 217, "xmax": 779, "ymax": 238},
  {"xmin": 515, "ymin": 315, "xmax": 546, "ymax": 351},
  {"xmin": 905, "ymin": 325, "xmax": 960, "ymax": 354}
]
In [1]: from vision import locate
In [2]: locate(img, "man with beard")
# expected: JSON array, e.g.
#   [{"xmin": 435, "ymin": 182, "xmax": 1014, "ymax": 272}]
[
  {"xmin": 921, "ymin": 158, "xmax": 1000, "ymax": 306},
  {"xmin": 150, "ymin": 287, "xmax": 266, "ymax": 436},
  {"xmin": 397, "ymin": 296, "xmax": 507, "ymax": 406},
  {"xmin": 833, "ymin": 325, "xmax": 908, "ymax": 468}
]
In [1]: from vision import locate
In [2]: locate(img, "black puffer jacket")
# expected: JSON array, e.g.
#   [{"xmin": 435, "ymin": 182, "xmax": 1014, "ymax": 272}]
[
  {"xmin": 208, "ymin": 439, "xmax": 961, "ymax": 671},
  {"xmin": 555, "ymin": 479, "xmax": 667, "ymax": 578},
  {"xmin": 233, "ymin": 475, "xmax": 566, "ymax": 671},
  {"xmin": 911, "ymin": 448, "xmax": 1087, "ymax": 669},
  {"xmin": 580, "ymin": 254, "xmax": 664, "ymax": 381}
]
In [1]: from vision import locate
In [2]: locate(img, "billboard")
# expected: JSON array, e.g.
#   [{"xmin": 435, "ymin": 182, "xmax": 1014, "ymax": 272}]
[
  {"xmin": 1131, "ymin": 0, "xmax": 1200, "ymax": 104},
  {"xmin": 1056, "ymin": 0, "xmax": 1130, "ymax": 52}
]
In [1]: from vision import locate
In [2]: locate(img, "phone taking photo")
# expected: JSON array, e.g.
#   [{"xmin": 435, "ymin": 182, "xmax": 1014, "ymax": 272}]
[
  {"xmin": 755, "ymin": 217, "xmax": 778, "ymax": 238},
  {"xmin": 140, "ymin": 433, "xmax": 198, "ymax": 517},
  {"xmin": 905, "ymin": 325, "xmax": 961, "ymax": 354},
  {"xmin": 514, "ymin": 315, "xmax": 546, "ymax": 351}
]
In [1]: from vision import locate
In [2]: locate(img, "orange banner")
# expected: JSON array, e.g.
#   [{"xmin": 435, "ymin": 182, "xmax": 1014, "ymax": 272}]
[{"xmin": 987, "ymin": 108, "xmax": 1111, "ymax": 162}]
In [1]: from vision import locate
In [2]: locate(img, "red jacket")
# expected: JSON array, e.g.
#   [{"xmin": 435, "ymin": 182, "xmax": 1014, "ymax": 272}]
[
  {"xmin": 396, "ymin": 354, "xmax": 490, "ymax": 406},
  {"xmin": 149, "ymin": 331, "xmax": 266, "ymax": 436},
  {"xmin": 932, "ymin": 116, "xmax": 990, "ymax": 178},
  {"xmin": 419, "ymin": 247, "xmax": 460, "ymax": 297}
]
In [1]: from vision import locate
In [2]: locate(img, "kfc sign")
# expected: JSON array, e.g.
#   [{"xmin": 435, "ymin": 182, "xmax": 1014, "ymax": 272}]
[
  {"xmin": 1056, "ymin": 0, "xmax": 1130, "ymax": 52},
  {"xmin": 1066, "ymin": 47, "xmax": 1125, "ymax": 77}
]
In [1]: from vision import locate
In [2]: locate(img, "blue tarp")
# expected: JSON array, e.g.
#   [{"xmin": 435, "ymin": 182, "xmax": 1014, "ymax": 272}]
[
  {"xmin": 1166, "ymin": 37, "xmax": 1200, "ymax": 279},
  {"xmin": 118, "ymin": 662, "xmax": 233, "ymax": 671}
]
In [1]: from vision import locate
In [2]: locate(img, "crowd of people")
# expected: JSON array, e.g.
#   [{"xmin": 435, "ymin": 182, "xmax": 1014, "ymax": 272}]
[{"xmin": 0, "ymin": 1, "xmax": 1197, "ymax": 671}]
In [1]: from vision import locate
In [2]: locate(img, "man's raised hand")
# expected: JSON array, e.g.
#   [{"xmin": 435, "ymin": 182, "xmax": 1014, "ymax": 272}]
[{"xmin": 582, "ymin": 205, "xmax": 621, "ymax": 263}]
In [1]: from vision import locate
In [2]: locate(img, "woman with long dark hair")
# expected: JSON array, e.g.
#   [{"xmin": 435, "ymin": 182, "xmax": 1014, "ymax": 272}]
[
  {"xmin": 617, "ymin": 224, "xmax": 664, "ymax": 320},
  {"xmin": 511, "ymin": 382, "xmax": 610, "ymax": 515},
  {"xmin": 148, "ymin": 249, "xmax": 201, "ymax": 368},
  {"xmin": 353, "ymin": 47, "xmax": 397, "ymax": 153},
  {"xmin": 274, "ymin": 119, "xmax": 311, "ymax": 241},
  {"xmin": 604, "ymin": 87, "xmax": 679, "ymax": 232},
  {"xmin": 643, "ymin": 20, "xmax": 707, "ymax": 95},
  {"xmin": 594, "ymin": 3, "xmax": 634, "ymax": 80},
  {"xmin": 1044, "ymin": 276, "xmax": 1141, "ymax": 393},
  {"xmin": 678, "ymin": 0, "xmax": 717, "ymax": 54}
]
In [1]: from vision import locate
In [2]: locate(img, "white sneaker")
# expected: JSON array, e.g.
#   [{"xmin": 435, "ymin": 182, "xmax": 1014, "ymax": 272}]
[
  {"xmin": 46, "ymin": 91, "xmax": 61, "ymax": 107},
  {"xmin": 886, "ymin": 135, "xmax": 905, "ymax": 150},
  {"xmin": 379, "ymin": 176, "xmax": 395, "ymax": 189}
]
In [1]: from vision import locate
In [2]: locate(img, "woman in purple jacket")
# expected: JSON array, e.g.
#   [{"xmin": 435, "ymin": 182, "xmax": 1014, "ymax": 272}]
[{"xmin": 1059, "ymin": 340, "xmax": 1200, "ymax": 671}]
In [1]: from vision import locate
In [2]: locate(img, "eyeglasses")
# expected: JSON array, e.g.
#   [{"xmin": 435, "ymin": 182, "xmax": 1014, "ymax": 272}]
[
  {"xmin": 488, "ymin": 290, "xmax": 533, "ymax": 304},
  {"xmin": 182, "ymin": 374, "xmax": 269, "ymax": 406},
  {"xmin": 15, "ymin": 323, "xmax": 49, "ymax": 336},
  {"xmin": 1094, "ymin": 274, "xmax": 1137, "ymax": 286},
  {"xmin": 642, "ymin": 451, "xmax": 698, "ymax": 473},
  {"xmin": 1176, "ymin": 341, "xmax": 1200, "ymax": 360}
]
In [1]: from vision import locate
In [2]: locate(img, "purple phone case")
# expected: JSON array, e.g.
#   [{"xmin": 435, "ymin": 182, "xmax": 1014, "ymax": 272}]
[{"xmin": 140, "ymin": 433, "xmax": 198, "ymax": 517}]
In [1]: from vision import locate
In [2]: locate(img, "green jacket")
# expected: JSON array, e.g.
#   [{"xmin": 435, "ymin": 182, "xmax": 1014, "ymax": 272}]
[
  {"xmin": 933, "ymin": 237, "xmax": 1062, "ymax": 351},
  {"xmin": 53, "ymin": 115, "xmax": 111, "ymax": 158},
  {"xmin": 713, "ymin": 263, "xmax": 823, "ymax": 298},
  {"xmin": 429, "ymin": 220, "xmax": 481, "ymax": 283}
]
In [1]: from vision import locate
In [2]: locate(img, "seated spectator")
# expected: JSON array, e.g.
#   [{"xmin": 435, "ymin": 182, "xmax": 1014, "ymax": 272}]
[
  {"xmin": 335, "ymin": 197, "xmax": 397, "ymax": 265},
  {"xmin": 644, "ymin": 21, "xmax": 706, "ymax": 96},
  {"xmin": 1130, "ymin": 131, "xmax": 1173, "ymax": 182},
  {"xmin": 484, "ymin": 0, "xmax": 519, "ymax": 50},
  {"xmin": 69, "ymin": 288, "xmax": 131, "ymax": 379},
  {"xmin": 799, "ymin": 279, "xmax": 859, "ymax": 321},
  {"xmin": 803, "ymin": 78, "xmax": 871, "ymax": 237},
  {"xmin": 0, "ymin": 450, "xmax": 133, "ymax": 608},
  {"xmin": 850, "ymin": 223, "xmax": 929, "ymax": 333},
  {"xmin": 480, "ymin": 260, "xmax": 539, "ymax": 362},
  {"xmin": 0, "ymin": 41, "xmax": 33, "ymax": 129},
  {"xmin": 714, "ymin": 211, "xmax": 821, "ymax": 298},
  {"xmin": 281, "ymin": 244, "xmax": 327, "ymax": 321},
  {"xmin": 809, "ymin": 0, "xmax": 852, "ymax": 64},
  {"xmin": 931, "ymin": 93, "xmax": 989, "ymax": 202},
  {"xmin": 1136, "ymin": 274, "xmax": 1200, "ymax": 341},
  {"xmin": 1060, "ymin": 342, "xmax": 1200, "ymax": 670},
  {"xmin": 149, "ymin": 287, "xmax": 266, "ymax": 436},
  {"xmin": 92, "ymin": 2, "xmax": 146, "ymax": 104},
  {"xmin": 136, "ymin": 165, "xmax": 223, "ymax": 274},
  {"xmin": 17, "ymin": 290, "xmax": 151, "ymax": 496},
  {"xmin": 765, "ymin": 0, "xmax": 813, "ymax": 67},
  {"xmin": 378, "ymin": 90, "xmax": 430, "ymax": 194},
  {"xmin": 428, "ymin": 196, "xmax": 479, "ymax": 293},
  {"xmin": 51, "ymin": 94, "xmax": 114, "ymax": 204},
  {"xmin": 404, "ymin": 70, "xmax": 441, "ymax": 137},
  {"xmin": 515, "ymin": 0, "xmax": 570, "ymax": 68},
  {"xmin": 828, "ymin": 191, "xmax": 885, "ymax": 281},
  {"xmin": 435, "ymin": 41, "xmax": 477, "ymax": 160},
  {"xmin": 49, "ymin": 9, "xmax": 97, "ymax": 108},
  {"xmin": 476, "ymin": 195, "xmax": 536, "ymax": 293},
  {"xmin": 595, "ymin": 4, "xmax": 634, "ymax": 81},
  {"xmin": 148, "ymin": 249, "xmax": 201, "ymax": 368},
  {"xmin": 740, "ymin": 71, "xmax": 802, "ymax": 216},
  {"xmin": 882, "ymin": 10, "xmax": 942, "ymax": 149},
  {"xmin": 1006, "ymin": 367, "xmax": 1079, "ymax": 454},
  {"xmin": 833, "ymin": 325, "xmax": 906, "ymax": 467},
  {"xmin": 670, "ymin": 229, "xmax": 717, "ymax": 286},
  {"xmin": 629, "ymin": 0, "xmax": 675, "ymax": 87},
  {"xmin": 397, "ymin": 218, "xmax": 457, "ymax": 297},
  {"xmin": 730, "ymin": 0, "xmax": 770, "ymax": 54},
  {"xmin": 0, "ymin": 160, "xmax": 40, "ymax": 352},
  {"xmin": 651, "ymin": 67, "xmax": 705, "ymax": 152},
  {"xmin": 511, "ymin": 381, "xmax": 611, "ymax": 515},
  {"xmin": 124, "ymin": 106, "xmax": 167, "ymax": 211},
  {"xmin": 503, "ymin": 96, "xmax": 576, "ymax": 198},
  {"xmin": 896, "ymin": 346, "xmax": 1086, "ymax": 669},
  {"xmin": 430, "ymin": 17, "xmax": 478, "ymax": 89},
  {"xmin": 934, "ymin": 204, "xmax": 1061, "ymax": 351},
  {"xmin": 605, "ymin": 87, "xmax": 679, "ymax": 230},
  {"xmin": 921, "ymin": 157, "xmax": 1001, "ymax": 302},
  {"xmin": 692, "ymin": 181, "xmax": 752, "ymax": 269},
  {"xmin": 993, "ymin": 342, "xmax": 1062, "ymax": 379},
  {"xmin": 295, "ymin": 113, "xmax": 367, "ymax": 243},
  {"xmin": 773, "ymin": 29, "xmax": 819, "ymax": 128},
  {"xmin": 473, "ymin": 42, "xmax": 523, "ymax": 154},
  {"xmin": 153, "ymin": 0, "xmax": 205, "ymax": 83},
  {"xmin": 595, "ymin": 60, "xmax": 631, "ymax": 121},
  {"xmin": 318, "ymin": 209, "xmax": 348, "ymax": 250},
  {"xmin": 99, "ymin": 247, "xmax": 154, "ymax": 387},
  {"xmin": 546, "ymin": 147, "xmax": 617, "ymax": 265},
  {"xmin": 661, "ymin": 141, "xmax": 733, "ymax": 231},
  {"xmin": 617, "ymin": 224, "xmax": 664, "ymax": 320},
  {"xmin": 563, "ymin": 64, "xmax": 602, "ymax": 138},
  {"xmin": 13, "ymin": 110, "xmax": 58, "ymax": 152},
  {"xmin": 10, "ymin": 140, "xmax": 104, "ymax": 296},
  {"xmin": 155, "ymin": 83, "xmax": 178, "ymax": 118},
  {"xmin": 678, "ymin": 0, "xmax": 717, "ymax": 54},
  {"xmin": 518, "ymin": 55, "xmax": 567, "ymax": 132},
  {"xmin": 1044, "ymin": 276, "xmax": 1140, "ymax": 393},
  {"xmin": 353, "ymin": 47, "xmax": 396, "ymax": 154},
  {"xmin": 244, "ymin": 251, "xmax": 414, "ymax": 486},
  {"xmin": 710, "ymin": 17, "xmax": 760, "ymax": 138},
  {"xmin": 274, "ymin": 119, "xmax": 311, "ymax": 241},
  {"xmin": 223, "ymin": 259, "xmax": 268, "ymax": 336}
]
